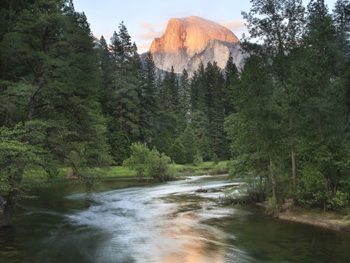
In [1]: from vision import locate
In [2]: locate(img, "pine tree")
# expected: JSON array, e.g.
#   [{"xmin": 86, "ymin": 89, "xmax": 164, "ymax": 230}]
[
  {"xmin": 223, "ymin": 54, "xmax": 239, "ymax": 115},
  {"xmin": 292, "ymin": 0, "xmax": 349, "ymax": 211},
  {"xmin": 333, "ymin": 0, "xmax": 350, "ymax": 60},
  {"xmin": 0, "ymin": 0, "xmax": 111, "ymax": 226},
  {"xmin": 189, "ymin": 62, "xmax": 210, "ymax": 139},
  {"xmin": 157, "ymin": 71, "xmax": 170, "ymax": 111},
  {"xmin": 190, "ymin": 62, "xmax": 206, "ymax": 112},
  {"xmin": 204, "ymin": 62, "xmax": 225, "ymax": 156},
  {"xmin": 139, "ymin": 52, "xmax": 157, "ymax": 144},
  {"xmin": 168, "ymin": 138, "xmax": 186, "ymax": 164},
  {"xmin": 109, "ymin": 23, "xmax": 140, "ymax": 138},
  {"xmin": 153, "ymin": 128, "xmax": 172, "ymax": 156},
  {"xmin": 97, "ymin": 35, "xmax": 114, "ymax": 114},
  {"xmin": 180, "ymin": 124, "xmax": 197, "ymax": 163},
  {"xmin": 242, "ymin": 0, "xmax": 306, "ymax": 204},
  {"xmin": 178, "ymin": 68, "xmax": 191, "ymax": 132},
  {"xmin": 198, "ymin": 135, "xmax": 213, "ymax": 161}
]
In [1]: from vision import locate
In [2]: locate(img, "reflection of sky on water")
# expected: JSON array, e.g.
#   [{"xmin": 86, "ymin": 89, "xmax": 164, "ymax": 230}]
[{"xmin": 66, "ymin": 175, "xmax": 249, "ymax": 262}]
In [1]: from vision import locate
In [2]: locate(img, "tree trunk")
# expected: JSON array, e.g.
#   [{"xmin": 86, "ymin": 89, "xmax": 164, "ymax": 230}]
[{"xmin": 289, "ymin": 111, "xmax": 297, "ymax": 206}]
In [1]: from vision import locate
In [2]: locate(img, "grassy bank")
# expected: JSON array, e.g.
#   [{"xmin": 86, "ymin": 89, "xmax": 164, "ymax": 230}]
[
  {"xmin": 22, "ymin": 161, "xmax": 229, "ymax": 182},
  {"xmin": 170, "ymin": 161, "xmax": 229, "ymax": 176}
]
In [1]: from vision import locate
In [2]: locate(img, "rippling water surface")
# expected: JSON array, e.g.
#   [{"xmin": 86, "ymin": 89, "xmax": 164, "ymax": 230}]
[{"xmin": 1, "ymin": 175, "xmax": 350, "ymax": 263}]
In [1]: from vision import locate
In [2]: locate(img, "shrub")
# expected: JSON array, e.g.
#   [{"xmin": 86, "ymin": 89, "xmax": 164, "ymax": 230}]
[
  {"xmin": 123, "ymin": 143, "xmax": 150, "ymax": 181},
  {"xmin": 147, "ymin": 148, "xmax": 171, "ymax": 182},
  {"xmin": 123, "ymin": 143, "xmax": 172, "ymax": 182},
  {"xmin": 192, "ymin": 152, "xmax": 203, "ymax": 166}
]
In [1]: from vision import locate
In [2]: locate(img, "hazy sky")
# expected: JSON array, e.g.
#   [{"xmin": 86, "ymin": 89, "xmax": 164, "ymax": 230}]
[{"xmin": 73, "ymin": 0, "xmax": 339, "ymax": 53}]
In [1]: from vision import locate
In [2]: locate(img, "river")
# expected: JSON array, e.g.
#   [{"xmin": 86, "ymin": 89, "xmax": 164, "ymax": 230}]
[{"xmin": 1, "ymin": 175, "xmax": 350, "ymax": 263}]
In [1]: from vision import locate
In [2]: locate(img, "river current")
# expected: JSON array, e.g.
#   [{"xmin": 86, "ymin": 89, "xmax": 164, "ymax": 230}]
[{"xmin": 1, "ymin": 175, "xmax": 350, "ymax": 262}]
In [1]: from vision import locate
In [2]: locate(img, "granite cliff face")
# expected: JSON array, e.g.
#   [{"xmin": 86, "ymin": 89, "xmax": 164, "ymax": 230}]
[{"xmin": 149, "ymin": 16, "xmax": 246, "ymax": 75}]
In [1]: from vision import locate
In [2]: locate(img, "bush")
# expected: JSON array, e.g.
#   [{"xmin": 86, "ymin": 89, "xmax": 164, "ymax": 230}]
[
  {"xmin": 192, "ymin": 152, "xmax": 203, "ymax": 166},
  {"xmin": 266, "ymin": 197, "xmax": 280, "ymax": 215},
  {"xmin": 210, "ymin": 162, "xmax": 228, "ymax": 175},
  {"xmin": 123, "ymin": 143, "xmax": 172, "ymax": 182},
  {"xmin": 147, "ymin": 148, "xmax": 171, "ymax": 182},
  {"xmin": 123, "ymin": 142, "xmax": 150, "ymax": 181},
  {"xmin": 328, "ymin": 191, "xmax": 350, "ymax": 213}
]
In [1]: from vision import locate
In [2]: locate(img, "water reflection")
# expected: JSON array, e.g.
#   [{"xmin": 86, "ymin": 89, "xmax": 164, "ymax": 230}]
[
  {"xmin": 2, "ymin": 175, "xmax": 350, "ymax": 263},
  {"xmin": 63, "ymin": 176, "xmax": 244, "ymax": 262}
]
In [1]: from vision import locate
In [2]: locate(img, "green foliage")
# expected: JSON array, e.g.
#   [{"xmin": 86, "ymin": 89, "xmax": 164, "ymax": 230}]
[
  {"xmin": 153, "ymin": 128, "xmax": 172, "ymax": 156},
  {"xmin": 211, "ymin": 162, "xmax": 228, "ymax": 175},
  {"xmin": 123, "ymin": 143, "xmax": 150, "ymax": 180},
  {"xmin": 0, "ymin": 1, "xmax": 113, "ymax": 225},
  {"xmin": 212, "ymin": 153, "xmax": 219, "ymax": 165},
  {"xmin": 178, "ymin": 68, "xmax": 191, "ymax": 131},
  {"xmin": 329, "ymin": 191, "xmax": 350, "ymax": 213},
  {"xmin": 139, "ymin": 52, "xmax": 158, "ymax": 144},
  {"xmin": 146, "ymin": 148, "xmax": 171, "ymax": 182},
  {"xmin": 108, "ymin": 127, "xmax": 131, "ymax": 165},
  {"xmin": 168, "ymin": 138, "xmax": 186, "ymax": 164},
  {"xmin": 192, "ymin": 152, "xmax": 203, "ymax": 166},
  {"xmin": 180, "ymin": 124, "xmax": 197, "ymax": 163},
  {"xmin": 123, "ymin": 143, "xmax": 171, "ymax": 182},
  {"xmin": 224, "ymin": 0, "xmax": 350, "ymax": 212},
  {"xmin": 266, "ymin": 197, "xmax": 281, "ymax": 215},
  {"xmin": 198, "ymin": 135, "xmax": 213, "ymax": 161}
]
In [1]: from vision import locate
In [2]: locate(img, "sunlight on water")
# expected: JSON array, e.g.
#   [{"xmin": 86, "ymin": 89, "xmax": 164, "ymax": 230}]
[
  {"xmin": 3, "ymin": 175, "xmax": 350, "ymax": 263},
  {"xmin": 65, "ymin": 176, "xmax": 247, "ymax": 262}
]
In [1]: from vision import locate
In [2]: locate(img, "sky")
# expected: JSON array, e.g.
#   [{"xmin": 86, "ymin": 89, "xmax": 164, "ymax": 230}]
[{"xmin": 73, "ymin": 0, "xmax": 339, "ymax": 54}]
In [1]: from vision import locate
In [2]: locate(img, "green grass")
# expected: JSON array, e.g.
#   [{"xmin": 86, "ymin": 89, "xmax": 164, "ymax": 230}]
[
  {"xmin": 94, "ymin": 166, "xmax": 137, "ymax": 177},
  {"xmin": 169, "ymin": 160, "xmax": 228, "ymax": 170},
  {"xmin": 169, "ymin": 161, "xmax": 229, "ymax": 176},
  {"xmin": 21, "ymin": 161, "xmax": 229, "ymax": 182}
]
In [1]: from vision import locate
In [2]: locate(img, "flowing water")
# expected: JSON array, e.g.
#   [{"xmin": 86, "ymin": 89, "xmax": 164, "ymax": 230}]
[{"xmin": 1, "ymin": 175, "xmax": 350, "ymax": 263}]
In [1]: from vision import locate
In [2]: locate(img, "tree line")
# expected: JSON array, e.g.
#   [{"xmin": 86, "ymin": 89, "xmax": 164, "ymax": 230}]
[
  {"xmin": 96, "ymin": 24, "xmax": 235, "ymax": 165},
  {"xmin": 1, "ymin": 0, "xmax": 350, "ymax": 227},
  {"xmin": 225, "ymin": 0, "xmax": 350, "ymax": 213},
  {"xmin": 0, "ymin": 0, "xmax": 233, "ymax": 226}
]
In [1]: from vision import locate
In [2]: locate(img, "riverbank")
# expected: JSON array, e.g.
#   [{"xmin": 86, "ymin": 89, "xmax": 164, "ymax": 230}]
[
  {"xmin": 21, "ymin": 161, "xmax": 229, "ymax": 182},
  {"xmin": 256, "ymin": 201, "xmax": 350, "ymax": 233}
]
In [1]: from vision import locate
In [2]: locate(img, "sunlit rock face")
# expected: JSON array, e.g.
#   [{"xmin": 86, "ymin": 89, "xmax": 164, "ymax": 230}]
[{"xmin": 149, "ymin": 16, "xmax": 245, "ymax": 75}]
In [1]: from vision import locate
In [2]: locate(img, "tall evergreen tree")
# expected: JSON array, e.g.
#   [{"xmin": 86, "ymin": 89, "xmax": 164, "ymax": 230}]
[
  {"xmin": 198, "ymin": 135, "xmax": 213, "ymax": 161},
  {"xmin": 97, "ymin": 35, "xmax": 114, "ymax": 113},
  {"xmin": 223, "ymin": 54, "xmax": 239, "ymax": 115},
  {"xmin": 292, "ymin": 0, "xmax": 350, "ymax": 211},
  {"xmin": 241, "ymin": 0, "xmax": 306, "ymax": 204},
  {"xmin": 139, "ymin": 52, "xmax": 157, "ymax": 144},
  {"xmin": 180, "ymin": 124, "xmax": 197, "ymax": 163},
  {"xmin": 168, "ymin": 138, "xmax": 186, "ymax": 164},
  {"xmin": 169, "ymin": 66, "xmax": 179, "ymax": 113},
  {"xmin": 204, "ymin": 62, "xmax": 226, "ymax": 157},
  {"xmin": 189, "ymin": 62, "xmax": 210, "ymax": 139},
  {"xmin": 0, "ymin": 0, "xmax": 111, "ymax": 226},
  {"xmin": 333, "ymin": 0, "xmax": 350, "ymax": 61},
  {"xmin": 109, "ymin": 23, "xmax": 140, "ymax": 138},
  {"xmin": 178, "ymin": 68, "xmax": 191, "ymax": 132}
]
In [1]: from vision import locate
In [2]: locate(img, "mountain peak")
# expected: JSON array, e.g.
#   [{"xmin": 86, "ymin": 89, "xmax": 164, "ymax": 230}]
[
  {"xmin": 150, "ymin": 16, "xmax": 239, "ymax": 56},
  {"xmin": 148, "ymin": 16, "xmax": 245, "ymax": 75}
]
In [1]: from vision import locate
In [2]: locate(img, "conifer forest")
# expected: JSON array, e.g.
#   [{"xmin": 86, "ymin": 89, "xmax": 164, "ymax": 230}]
[{"xmin": 1, "ymin": 0, "xmax": 350, "ymax": 228}]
